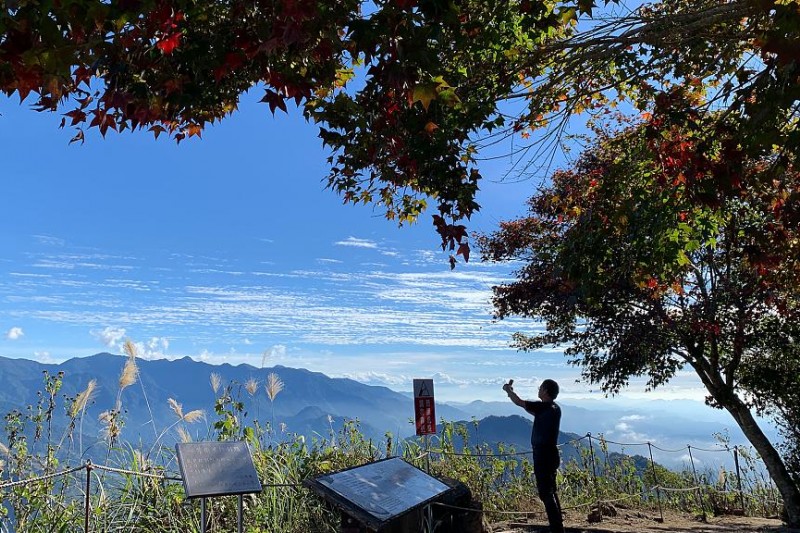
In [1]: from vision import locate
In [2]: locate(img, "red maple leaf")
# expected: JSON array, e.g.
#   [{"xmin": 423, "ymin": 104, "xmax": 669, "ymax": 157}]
[
  {"xmin": 72, "ymin": 65, "xmax": 93, "ymax": 87},
  {"xmin": 64, "ymin": 109, "xmax": 87, "ymax": 126},
  {"xmin": 456, "ymin": 242, "xmax": 470, "ymax": 263},
  {"xmin": 157, "ymin": 33, "xmax": 181, "ymax": 54},
  {"xmin": 224, "ymin": 52, "xmax": 244, "ymax": 71},
  {"xmin": 149, "ymin": 124, "xmax": 166, "ymax": 140},
  {"xmin": 186, "ymin": 124, "xmax": 202, "ymax": 138},
  {"xmin": 260, "ymin": 89, "xmax": 288, "ymax": 115}
]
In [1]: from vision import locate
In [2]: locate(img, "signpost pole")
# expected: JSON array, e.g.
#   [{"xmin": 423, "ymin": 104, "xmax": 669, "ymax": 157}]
[
  {"xmin": 175, "ymin": 441, "xmax": 263, "ymax": 533},
  {"xmin": 201, "ymin": 498, "xmax": 207, "ymax": 533},
  {"xmin": 238, "ymin": 494, "xmax": 244, "ymax": 533},
  {"xmin": 424, "ymin": 434, "xmax": 431, "ymax": 473}
]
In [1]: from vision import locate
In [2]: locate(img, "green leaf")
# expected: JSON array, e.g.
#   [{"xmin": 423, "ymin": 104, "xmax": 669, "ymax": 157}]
[{"xmin": 412, "ymin": 83, "xmax": 438, "ymax": 111}]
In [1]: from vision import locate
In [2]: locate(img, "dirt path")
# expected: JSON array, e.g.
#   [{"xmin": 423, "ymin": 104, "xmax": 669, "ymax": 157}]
[{"xmin": 491, "ymin": 509, "xmax": 798, "ymax": 533}]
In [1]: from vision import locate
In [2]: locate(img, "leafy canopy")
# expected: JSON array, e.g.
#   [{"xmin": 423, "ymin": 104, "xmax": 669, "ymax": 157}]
[
  {"xmin": 480, "ymin": 92, "xmax": 800, "ymax": 400},
  {"xmin": 478, "ymin": 92, "xmax": 800, "ymax": 522},
  {"xmin": 4, "ymin": 0, "xmax": 800, "ymax": 264},
  {"xmin": 0, "ymin": 0, "xmax": 568, "ymax": 263},
  {"xmin": 7, "ymin": 0, "xmax": 800, "ymax": 256}
]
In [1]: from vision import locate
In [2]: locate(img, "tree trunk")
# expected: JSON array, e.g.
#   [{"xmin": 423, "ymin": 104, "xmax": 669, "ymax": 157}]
[{"xmin": 725, "ymin": 396, "xmax": 800, "ymax": 526}]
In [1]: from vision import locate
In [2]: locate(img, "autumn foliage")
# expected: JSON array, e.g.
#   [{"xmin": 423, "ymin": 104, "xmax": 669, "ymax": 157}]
[
  {"xmin": 3, "ymin": 0, "xmax": 800, "ymax": 264},
  {"xmin": 479, "ymin": 91, "xmax": 800, "ymax": 523}
]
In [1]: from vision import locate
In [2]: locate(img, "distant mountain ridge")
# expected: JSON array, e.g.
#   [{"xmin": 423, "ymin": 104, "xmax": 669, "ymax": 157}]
[
  {"xmin": 0, "ymin": 354, "xmax": 670, "ymax": 476},
  {"xmin": 0, "ymin": 353, "xmax": 755, "ymax": 474},
  {"xmin": 0, "ymin": 353, "xmax": 470, "ymax": 449}
]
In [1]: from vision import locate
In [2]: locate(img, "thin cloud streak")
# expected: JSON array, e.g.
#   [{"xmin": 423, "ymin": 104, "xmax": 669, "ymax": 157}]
[
  {"xmin": 334, "ymin": 237, "xmax": 378, "ymax": 249},
  {"xmin": 1, "ymin": 247, "xmax": 541, "ymax": 353}
]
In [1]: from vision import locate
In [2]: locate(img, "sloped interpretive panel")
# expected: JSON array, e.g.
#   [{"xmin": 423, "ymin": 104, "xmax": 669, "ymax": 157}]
[{"xmin": 304, "ymin": 457, "xmax": 451, "ymax": 530}]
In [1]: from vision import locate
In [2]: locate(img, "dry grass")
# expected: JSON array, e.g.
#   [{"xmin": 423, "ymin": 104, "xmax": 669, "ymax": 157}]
[
  {"xmin": 266, "ymin": 372, "xmax": 284, "ymax": 401},
  {"xmin": 210, "ymin": 372, "xmax": 221, "ymax": 395},
  {"xmin": 70, "ymin": 379, "xmax": 97, "ymax": 418}
]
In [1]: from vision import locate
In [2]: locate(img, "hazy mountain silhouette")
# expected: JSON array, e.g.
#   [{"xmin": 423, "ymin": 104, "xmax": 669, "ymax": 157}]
[
  {"xmin": 0, "ymin": 354, "xmax": 661, "ymax": 474},
  {"xmin": 0, "ymin": 353, "xmax": 469, "ymax": 449}
]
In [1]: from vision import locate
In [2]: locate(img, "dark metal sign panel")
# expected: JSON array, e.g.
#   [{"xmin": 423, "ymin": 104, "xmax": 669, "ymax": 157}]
[
  {"xmin": 176, "ymin": 441, "xmax": 262, "ymax": 499},
  {"xmin": 304, "ymin": 457, "xmax": 451, "ymax": 530},
  {"xmin": 413, "ymin": 378, "xmax": 436, "ymax": 435}
]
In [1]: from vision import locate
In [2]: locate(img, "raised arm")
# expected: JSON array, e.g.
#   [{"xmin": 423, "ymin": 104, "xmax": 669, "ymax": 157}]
[{"xmin": 503, "ymin": 379, "xmax": 526, "ymax": 408}]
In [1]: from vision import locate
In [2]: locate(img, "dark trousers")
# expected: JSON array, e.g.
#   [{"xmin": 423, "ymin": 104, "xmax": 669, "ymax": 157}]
[{"xmin": 534, "ymin": 450, "xmax": 564, "ymax": 533}]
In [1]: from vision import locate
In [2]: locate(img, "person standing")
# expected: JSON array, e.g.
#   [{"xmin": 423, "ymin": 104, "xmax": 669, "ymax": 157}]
[{"xmin": 503, "ymin": 378, "xmax": 564, "ymax": 533}]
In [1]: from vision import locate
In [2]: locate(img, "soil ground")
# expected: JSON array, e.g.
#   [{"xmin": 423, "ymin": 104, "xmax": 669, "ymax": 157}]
[{"xmin": 490, "ymin": 508, "xmax": 799, "ymax": 533}]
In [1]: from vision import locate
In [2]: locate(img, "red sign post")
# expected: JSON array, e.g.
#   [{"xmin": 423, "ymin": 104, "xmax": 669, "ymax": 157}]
[{"xmin": 413, "ymin": 379, "xmax": 436, "ymax": 436}]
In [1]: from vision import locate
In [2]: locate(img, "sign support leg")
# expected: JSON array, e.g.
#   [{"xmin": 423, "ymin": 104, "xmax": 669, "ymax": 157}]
[
  {"xmin": 201, "ymin": 498, "xmax": 207, "ymax": 533},
  {"xmin": 238, "ymin": 494, "xmax": 244, "ymax": 533},
  {"xmin": 424, "ymin": 434, "xmax": 431, "ymax": 473}
]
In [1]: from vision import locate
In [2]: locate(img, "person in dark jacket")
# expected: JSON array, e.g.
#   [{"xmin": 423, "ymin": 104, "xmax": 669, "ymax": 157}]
[{"xmin": 503, "ymin": 378, "xmax": 564, "ymax": 533}]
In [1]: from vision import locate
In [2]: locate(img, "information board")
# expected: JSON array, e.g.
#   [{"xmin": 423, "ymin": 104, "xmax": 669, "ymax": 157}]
[
  {"xmin": 304, "ymin": 457, "xmax": 451, "ymax": 530},
  {"xmin": 176, "ymin": 441, "xmax": 262, "ymax": 499},
  {"xmin": 413, "ymin": 378, "xmax": 436, "ymax": 435}
]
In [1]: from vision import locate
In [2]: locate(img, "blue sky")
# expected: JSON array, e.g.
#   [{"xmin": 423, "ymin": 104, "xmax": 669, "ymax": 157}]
[{"xmin": 0, "ymin": 91, "xmax": 713, "ymax": 406}]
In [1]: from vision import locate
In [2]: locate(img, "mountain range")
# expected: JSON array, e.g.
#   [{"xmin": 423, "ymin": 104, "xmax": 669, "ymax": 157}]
[
  {"xmin": 0, "ymin": 353, "xmax": 472, "ymax": 450},
  {"xmin": 0, "ymin": 353, "xmax": 773, "ymax": 471}
]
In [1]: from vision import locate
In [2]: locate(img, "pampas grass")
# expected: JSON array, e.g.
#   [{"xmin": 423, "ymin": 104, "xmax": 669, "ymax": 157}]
[
  {"xmin": 149, "ymin": 399, "xmax": 204, "ymax": 456},
  {"xmin": 266, "ymin": 373, "xmax": 283, "ymax": 402},
  {"xmin": 245, "ymin": 377, "xmax": 259, "ymax": 396},
  {"xmin": 70, "ymin": 379, "xmax": 97, "ymax": 418},
  {"xmin": 176, "ymin": 426, "xmax": 192, "ymax": 443},
  {"xmin": 99, "ymin": 409, "xmax": 122, "ymax": 443},
  {"xmin": 119, "ymin": 343, "xmax": 138, "ymax": 391},
  {"xmin": 69, "ymin": 379, "xmax": 96, "ymax": 453},
  {"xmin": 121, "ymin": 339, "xmax": 158, "ymax": 442},
  {"xmin": 210, "ymin": 372, "xmax": 221, "ymax": 395}
]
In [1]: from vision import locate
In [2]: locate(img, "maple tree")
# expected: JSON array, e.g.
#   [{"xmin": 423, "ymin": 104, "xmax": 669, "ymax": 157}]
[
  {"xmin": 0, "ymin": 0, "xmax": 566, "ymax": 264},
  {"xmin": 2, "ymin": 0, "xmax": 800, "ymax": 261},
  {"xmin": 478, "ymin": 94, "xmax": 800, "ymax": 525}
]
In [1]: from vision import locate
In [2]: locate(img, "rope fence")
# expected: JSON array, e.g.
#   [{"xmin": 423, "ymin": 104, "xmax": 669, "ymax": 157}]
[
  {"xmin": 0, "ymin": 433, "xmax": 785, "ymax": 531},
  {"xmin": 421, "ymin": 432, "xmax": 784, "ymax": 523}
]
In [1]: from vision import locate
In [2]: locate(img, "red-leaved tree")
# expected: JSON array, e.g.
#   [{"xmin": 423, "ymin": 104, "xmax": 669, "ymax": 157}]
[{"xmin": 479, "ymin": 93, "xmax": 800, "ymax": 525}]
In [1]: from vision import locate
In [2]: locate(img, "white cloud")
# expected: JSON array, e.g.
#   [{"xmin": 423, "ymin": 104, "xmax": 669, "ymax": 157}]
[
  {"xmin": 6, "ymin": 327, "xmax": 23, "ymax": 340},
  {"xmin": 243, "ymin": 338, "xmax": 253, "ymax": 345},
  {"xmin": 32, "ymin": 351, "xmax": 56, "ymax": 363},
  {"xmin": 91, "ymin": 326, "xmax": 126, "ymax": 349},
  {"xmin": 620, "ymin": 415, "xmax": 647, "ymax": 422},
  {"xmin": 262, "ymin": 344, "xmax": 286, "ymax": 364},
  {"xmin": 431, "ymin": 372, "xmax": 468, "ymax": 385},
  {"xmin": 609, "ymin": 422, "xmax": 651, "ymax": 444},
  {"xmin": 317, "ymin": 258, "xmax": 343, "ymax": 264},
  {"xmin": 334, "ymin": 237, "xmax": 378, "ymax": 249},
  {"xmin": 33, "ymin": 235, "xmax": 66, "ymax": 247},
  {"xmin": 131, "ymin": 336, "xmax": 170, "ymax": 360},
  {"xmin": 340, "ymin": 371, "xmax": 410, "ymax": 387}
]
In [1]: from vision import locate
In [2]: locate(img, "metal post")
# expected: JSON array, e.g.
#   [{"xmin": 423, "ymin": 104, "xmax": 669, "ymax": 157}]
[
  {"xmin": 733, "ymin": 446, "xmax": 746, "ymax": 514},
  {"xmin": 238, "ymin": 494, "xmax": 243, "ymax": 533},
  {"xmin": 424, "ymin": 434, "xmax": 431, "ymax": 473},
  {"xmin": 84, "ymin": 460, "xmax": 92, "ymax": 533},
  {"xmin": 201, "ymin": 498, "xmax": 207, "ymax": 533},
  {"xmin": 687, "ymin": 445, "xmax": 707, "ymax": 521},
  {"xmin": 647, "ymin": 443, "xmax": 664, "ymax": 523},
  {"xmin": 587, "ymin": 433, "xmax": 601, "ymax": 520}
]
